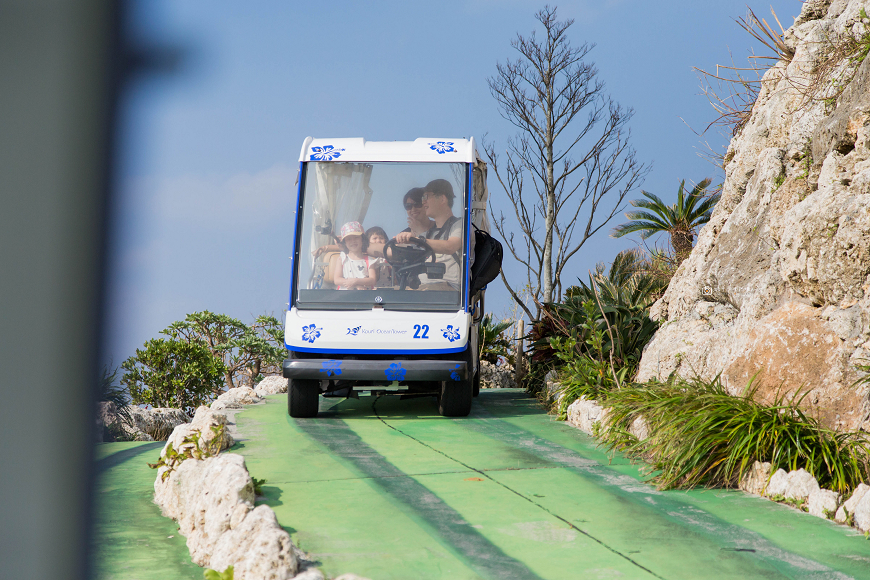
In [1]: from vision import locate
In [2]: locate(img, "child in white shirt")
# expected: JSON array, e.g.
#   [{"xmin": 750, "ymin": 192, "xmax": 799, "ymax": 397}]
[{"xmin": 333, "ymin": 221, "xmax": 378, "ymax": 290}]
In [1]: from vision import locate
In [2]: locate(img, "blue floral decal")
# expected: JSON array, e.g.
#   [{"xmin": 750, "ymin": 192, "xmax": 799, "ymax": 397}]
[
  {"xmin": 385, "ymin": 362, "xmax": 407, "ymax": 381},
  {"xmin": 301, "ymin": 324, "xmax": 321, "ymax": 343},
  {"xmin": 347, "ymin": 326, "xmax": 361, "ymax": 336},
  {"xmin": 441, "ymin": 325, "xmax": 460, "ymax": 342},
  {"xmin": 429, "ymin": 141, "xmax": 455, "ymax": 154},
  {"xmin": 450, "ymin": 364, "xmax": 462, "ymax": 381},
  {"xmin": 320, "ymin": 360, "xmax": 342, "ymax": 377},
  {"xmin": 310, "ymin": 145, "xmax": 343, "ymax": 161}
]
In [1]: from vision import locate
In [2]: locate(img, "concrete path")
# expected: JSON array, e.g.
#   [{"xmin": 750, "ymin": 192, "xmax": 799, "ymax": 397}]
[{"xmin": 236, "ymin": 389, "xmax": 870, "ymax": 580}]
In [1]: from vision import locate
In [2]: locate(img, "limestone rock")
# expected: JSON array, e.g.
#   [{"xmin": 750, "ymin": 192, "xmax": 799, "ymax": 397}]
[
  {"xmin": 855, "ymin": 489, "xmax": 870, "ymax": 531},
  {"xmin": 480, "ymin": 360, "xmax": 515, "ymax": 389},
  {"xmin": 765, "ymin": 469, "xmax": 790, "ymax": 497},
  {"xmin": 543, "ymin": 380, "xmax": 563, "ymax": 408},
  {"xmin": 127, "ymin": 407, "xmax": 190, "ymax": 440},
  {"xmin": 210, "ymin": 505, "xmax": 298, "ymax": 580},
  {"xmin": 566, "ymin": 397, "xmax": 609, "ymax": 435},
  {"xmin": 636, "ymin": 0, "xmax": 870, "ymax": 431},
  {"xmin": 807, "ymin": 488, "xmax": 840, "ymax": 518},
  {"xmin": 161, "ymin": 406, "xmax": 234, "ymax": 466},
  {"xmin": 254, "ymin": 375, "xmax": 287, "ymax": 397},
  {"xmin": 154, "ymin": 453, "xmax": 255, "ymax": 566},
  {"xmin": 211, "ymin": 387, "xmax": 262, "ymax": 410},
  {"xmin": 629, "ymin": 416, "xmax": 649, "ymax": 441},
  {"xmin": 835, "ymin": 482, "xmax": 870, "ymax": 522},
  {"xmin": 739, "ymin": 461, "xmax": 772, "ymax": 495},
  {"xmin": 784, "ymin": 468, "xmax": 820, "ymax": 500}
]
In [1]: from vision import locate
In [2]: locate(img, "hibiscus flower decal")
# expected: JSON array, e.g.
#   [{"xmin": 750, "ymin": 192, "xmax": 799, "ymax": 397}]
[
  {"xmin": 320, "ymin": 360, "xmax": 342, "ymax": 377},
  {"xmin": 385, "ymin": 362, "xmax": 407, "ymax": 381},
  {"xmin": 441, "ymin": 325, "xmax": 460, "ymax": 342},
  {"xmin": 310, "ymin": 145, "xmax": 343, "ymax": 161},
  {"xmin": 301, "ymin": 324, "xmax": 321, "ymax": 343},
  {"xmin": 450, "ymin": 364, "xmax": 462, "ymax": 381},
  {"xmin": 429, "ymin": 141, "xmax": 455, "ymax": 154}
]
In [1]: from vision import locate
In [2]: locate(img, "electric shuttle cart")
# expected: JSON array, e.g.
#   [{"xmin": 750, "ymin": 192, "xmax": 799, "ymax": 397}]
[{"xmin": 283, "ymin": 137, "xmax": 502, "ymax": 417}]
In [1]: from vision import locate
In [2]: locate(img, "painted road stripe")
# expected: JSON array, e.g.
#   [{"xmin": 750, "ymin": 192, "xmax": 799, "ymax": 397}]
[{"xmin": 295, "ymin": 416, "xmax": 545, "ymax": 580}]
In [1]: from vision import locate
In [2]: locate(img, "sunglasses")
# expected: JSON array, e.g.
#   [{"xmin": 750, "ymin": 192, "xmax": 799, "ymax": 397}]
[{"xmin": 404, "ymin": 202, "xmax": 423, "ymax": 210}]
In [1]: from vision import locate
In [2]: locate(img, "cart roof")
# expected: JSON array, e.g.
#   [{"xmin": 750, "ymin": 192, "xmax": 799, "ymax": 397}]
[{"xmin": 300, "ymin": 137, "xmax": 477, "ymax": 164}]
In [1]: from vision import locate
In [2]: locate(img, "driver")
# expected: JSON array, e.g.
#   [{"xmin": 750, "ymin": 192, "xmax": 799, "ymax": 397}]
[{"xmin": 395, "ymin": 179, "xmax": 469, "ymax": 291}]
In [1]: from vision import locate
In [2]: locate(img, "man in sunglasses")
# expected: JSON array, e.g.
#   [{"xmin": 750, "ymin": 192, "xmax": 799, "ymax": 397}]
[{"xmin": 395, "ymin": 179, "xmax": 470, "ymax": 290}]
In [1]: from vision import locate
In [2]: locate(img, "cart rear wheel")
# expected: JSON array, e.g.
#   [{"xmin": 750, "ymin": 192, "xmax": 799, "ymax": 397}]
[
  {"xmin": 288, "ymin": 379, "xmax": 320, "ymax": 418},
  {"xmin": 438, "ymin": 375, "xmax": 472, "ymax": 417},
  {"xmin": 472, "ymin": 369, "xmax": 481, "ymax": 397}
]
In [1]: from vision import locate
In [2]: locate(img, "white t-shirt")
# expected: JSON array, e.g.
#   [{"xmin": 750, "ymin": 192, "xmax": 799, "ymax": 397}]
[
  {"xmin": 418, "ymin": 217, "xmax": 470, "ymax": 290},
  {"xmin": 337, "ymin": 252, "xmax": 379, "ymax": 290}
]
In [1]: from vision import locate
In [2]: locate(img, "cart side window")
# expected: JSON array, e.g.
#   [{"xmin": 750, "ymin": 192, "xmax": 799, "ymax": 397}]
[{"xmin": 296, "ymin": 162, "xmax": 468, "ymax": 310}]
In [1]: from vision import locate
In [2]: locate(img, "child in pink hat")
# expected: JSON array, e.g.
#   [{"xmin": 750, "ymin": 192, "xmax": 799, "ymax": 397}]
[{"xmin": 333, "ymin": 221, "xmax": 378, "ymax": 290}]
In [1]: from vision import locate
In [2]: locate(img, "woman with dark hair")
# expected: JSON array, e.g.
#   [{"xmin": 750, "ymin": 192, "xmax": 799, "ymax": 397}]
[{"xmin": 401, "ymin": 187, "xmax": 435, "ymax": 237}]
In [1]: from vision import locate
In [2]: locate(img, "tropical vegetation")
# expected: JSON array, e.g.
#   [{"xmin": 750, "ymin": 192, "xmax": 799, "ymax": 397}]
[
  {"xmin": 611, "ymin": 178, "xmax": 718, "ymax": 260},
  {"xmin": 120, "ymin": 311, "xmax": 285, "ymax": 415},
  {"xmin": 599, "ymin": 375, "xmax": 870, "ymax": 493}
]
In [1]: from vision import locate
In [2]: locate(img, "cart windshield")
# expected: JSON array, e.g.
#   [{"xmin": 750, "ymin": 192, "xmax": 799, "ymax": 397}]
[{"xmin": 294, "ymin": 162, "xmax": 468, "ymax": 310}]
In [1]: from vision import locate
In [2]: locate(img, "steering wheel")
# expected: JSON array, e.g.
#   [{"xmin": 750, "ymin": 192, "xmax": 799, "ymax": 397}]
[{"xmin": 384, "ymin": 237, "xmax": 436, "ymax": 290}]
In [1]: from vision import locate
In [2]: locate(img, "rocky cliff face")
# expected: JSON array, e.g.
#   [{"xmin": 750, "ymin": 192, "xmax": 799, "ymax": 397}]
[{"xmin": 638, "ymin": 0, "xmax": 870, "ymax": 431}]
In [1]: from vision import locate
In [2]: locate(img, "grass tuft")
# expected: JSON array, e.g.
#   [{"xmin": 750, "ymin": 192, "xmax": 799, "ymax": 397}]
[{"xmin": 598, "ymin": 375, "xmax": 870, "ymax": 492}]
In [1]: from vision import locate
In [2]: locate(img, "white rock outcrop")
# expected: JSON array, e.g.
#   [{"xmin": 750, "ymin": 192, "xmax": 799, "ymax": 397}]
[
  {"xmin": 739, "ymin": 461, "xmax": 772, "ymax": 495},
  {"xmin": 211, "ymin": 387, "xmax": 262, "ymax": 410},
  {"xmin": 154, "ymin": 409, "xmax": 302, "ymax": 579},
  {"xmin": 835, "ymin": 482, "xmax": 870, "ymax": 522},
  {"xmin": 854, "ymin": 487, "xmax": 870, "ymax": 531},
  {"xmin": 254, "ymin": 375, "xmax": 288, "ymax": 397},
  {"xmin": 765, "ymin": 469, "xmax": 790, "ymax": 497},
  {"xmin": 783, "ymin": 468, "xmax": 820, "ymax": 500},
  {"xmin": 480, "ymin": 360, "xmax": 515, "ymax": 389},
  {"xmin": 637, "ymin": 0, "xmax": 870, "ymax": 431},
  {"xmin": 96, "ymin": 402, "xmax": 191, "ymax": 442},
  {"xmin": 807, "ymin": 488, "xmax": 840, "ymax": 518},
  {"xmin": 566, "ymin": 397, "xmax": 609, "ymax": 435},
  {"xmin": 163, "ymin": 406, "xmax": 235, "ymax": 456}
]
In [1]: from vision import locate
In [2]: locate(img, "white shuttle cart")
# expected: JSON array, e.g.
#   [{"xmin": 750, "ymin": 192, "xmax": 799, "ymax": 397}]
[{"xmin": 283, "ymin": 137, "xmax": 502, "ymax": 417}]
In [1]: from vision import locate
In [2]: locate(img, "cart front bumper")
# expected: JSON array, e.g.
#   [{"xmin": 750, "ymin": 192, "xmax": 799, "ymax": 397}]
[{"xmin": 283, "ymin": 358, "xmax": 466, "ymax": 382}]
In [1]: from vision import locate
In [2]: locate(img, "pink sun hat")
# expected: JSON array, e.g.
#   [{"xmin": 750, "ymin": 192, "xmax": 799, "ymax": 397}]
[{"xmin": 340, "ymin": 221, "xmax": 364, "ymax": 240}]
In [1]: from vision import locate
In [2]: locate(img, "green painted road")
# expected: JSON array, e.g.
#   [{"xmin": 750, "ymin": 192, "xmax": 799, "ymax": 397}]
[
  {"xmin": 236, "ymin": 390, "xmax": 870, "ymax": 580},
  {"xmin": 93, "ymin": 442, "xmax": 202, "ymax": 580},
  {"xmin": 91, "ymin": 390, "xmax": 870, "ymax": 580}
]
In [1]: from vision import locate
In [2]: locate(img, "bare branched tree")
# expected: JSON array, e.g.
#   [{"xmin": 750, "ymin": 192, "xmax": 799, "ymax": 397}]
[{"xmin": 484, "ymin": 5, "xmax": 649, "ymax": 321}]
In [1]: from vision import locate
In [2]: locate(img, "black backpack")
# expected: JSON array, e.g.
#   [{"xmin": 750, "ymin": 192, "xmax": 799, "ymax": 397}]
[{"xmin": 469, "ymin": 225, "xmax": 503, "ymax": 297}]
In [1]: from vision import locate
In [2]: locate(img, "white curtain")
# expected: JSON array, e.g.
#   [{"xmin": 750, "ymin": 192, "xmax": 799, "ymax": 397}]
[{"xmin": 307, "ymin": 163, "xmax": 373, "ymax": 289}]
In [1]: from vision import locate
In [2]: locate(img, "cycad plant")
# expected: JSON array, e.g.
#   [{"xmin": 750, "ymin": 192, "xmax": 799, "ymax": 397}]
[
  {"xmin": 611, "ymin": 178, "xmax": 718, "ymax": 259},
  {"xmin": 478, "ymin": 314, "xmax": 514, "ymax": 365}
]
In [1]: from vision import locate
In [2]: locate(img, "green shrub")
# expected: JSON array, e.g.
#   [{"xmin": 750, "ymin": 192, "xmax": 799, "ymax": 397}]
[
  {"xmin": 478, "ymin": 313, "xmax": 514, "ymax": 365},
  {"xmin": 599, "ymin": 375, "xmax": 870, "ymax": 492},
  {"xmin": 203, "ymin": 565, "xmax": 233, "ymax": 580},
  {"xmin": 122, "ymin": 338, "xmax": 226, "ymax": 416},
  {"xmin": 164, "ymin": 311, "xmax": 285, "ymax": 390}
]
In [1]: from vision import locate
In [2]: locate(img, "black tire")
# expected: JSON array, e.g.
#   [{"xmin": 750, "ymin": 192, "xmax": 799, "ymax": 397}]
[
  {"xmin": 288, "ymin": 379, "xmax": 320, "ymax": 418},
  {"xmin": 438, "ymin": 358, "xmax": 473, "ymax": 417},
  {"xmin": 472, "ymin": 369, "xmax": 481, "ymax": 398}
]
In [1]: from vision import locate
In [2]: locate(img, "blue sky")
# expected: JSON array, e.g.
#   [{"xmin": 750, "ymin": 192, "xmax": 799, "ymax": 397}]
[{"xmin": 104, "ymin": 0, "xmax": 799, "ymax": 365}]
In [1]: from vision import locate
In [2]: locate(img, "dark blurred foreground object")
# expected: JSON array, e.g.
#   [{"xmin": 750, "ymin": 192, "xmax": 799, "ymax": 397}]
[{"xmin": 0, "ymin": 2, "xmax": 116, "ymax": 579}]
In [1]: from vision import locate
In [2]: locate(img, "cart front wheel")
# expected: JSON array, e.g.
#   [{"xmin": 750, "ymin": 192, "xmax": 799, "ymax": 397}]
[
  {"xmin": 439, "ymin": 376, "xmax": 472, "ymax": 417},
  {"xmin": 288, "ymin": 379, "xmax": 320, "ymax": 418}
]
